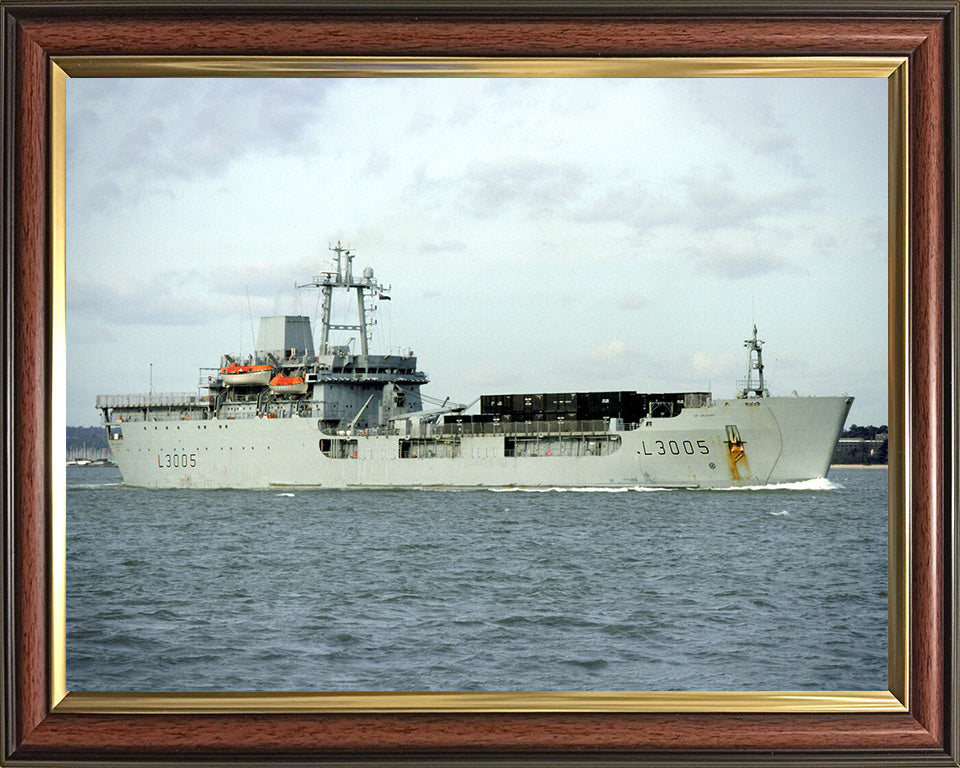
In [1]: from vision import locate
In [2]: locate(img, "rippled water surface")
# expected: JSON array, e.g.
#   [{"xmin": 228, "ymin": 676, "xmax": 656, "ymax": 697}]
[{"xmin": 67, "ymin": 466, "xmax": 887, "ymax": 691}]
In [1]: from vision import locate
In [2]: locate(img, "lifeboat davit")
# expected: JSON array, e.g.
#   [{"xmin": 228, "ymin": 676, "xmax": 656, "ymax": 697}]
[
  {"xmin": 269, "ymin": 373, "xmax": 309, "ymax": 396},
  {"xmin": 220, "ymin": 363, "xmax": 273, "ymax": 387}
]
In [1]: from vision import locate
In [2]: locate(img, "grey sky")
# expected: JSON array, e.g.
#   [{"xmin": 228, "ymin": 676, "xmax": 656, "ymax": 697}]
[{"xmin": 67, "ymin": 76, "xmax": 887, "ymax": 428}]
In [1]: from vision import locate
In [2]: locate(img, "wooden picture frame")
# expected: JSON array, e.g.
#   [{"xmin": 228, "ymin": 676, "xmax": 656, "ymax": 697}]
[{"xmin": 2, "ymin": 2, "xmax": 956, "ymax": 765}]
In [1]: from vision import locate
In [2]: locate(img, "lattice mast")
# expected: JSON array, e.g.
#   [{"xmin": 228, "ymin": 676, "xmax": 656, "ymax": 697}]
[
  {"xmin": 297, "ymin": 241, "xmax": 390, "ymax": 358},
  {"xmin": 740, "ymin": 324, "xmax": 768, "ymax": 398}
]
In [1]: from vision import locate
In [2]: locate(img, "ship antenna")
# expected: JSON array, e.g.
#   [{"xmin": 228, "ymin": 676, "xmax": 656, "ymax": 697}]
[{"xmin": 246, "ymin": 287, "xmax": 256, "ymax": 358}]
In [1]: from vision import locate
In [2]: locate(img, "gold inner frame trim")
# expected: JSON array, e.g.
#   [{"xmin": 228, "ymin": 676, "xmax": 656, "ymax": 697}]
[
  {"xmin": 50, "ymin": 61, "xmax": 68, "ymax": 710},
  {"xmin": 54, "ymin": 55, "xmax": 904, "ymax": 79},
  {"xmin": 56, "ymin": 689, "xmax": 905, "ymax": 715},
  {"xmin": 49, "ymin": 55, "xmax": 909, "ymax": 715},
  {"xmin": 886, "ymin": 61, "xmax": 910, "ymax": 710}
]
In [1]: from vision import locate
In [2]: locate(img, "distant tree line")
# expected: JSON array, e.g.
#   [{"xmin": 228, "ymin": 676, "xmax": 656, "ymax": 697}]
[
  {"xmin": 66, "ymin": 426, "xmax": 109, "ymax": 454},
  {"xmin": 842, "ymin": 424, "xmax": 888, "ymax": 440},
  {"xmin": 835, "ymin": 424, "xmax": 888, "ymax": 465}
]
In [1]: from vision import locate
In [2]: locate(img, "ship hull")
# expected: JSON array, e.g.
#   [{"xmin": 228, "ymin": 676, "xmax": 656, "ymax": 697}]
[{"xmin": 108, "ymin": 396, "xmax": 852, "ymax": 489}]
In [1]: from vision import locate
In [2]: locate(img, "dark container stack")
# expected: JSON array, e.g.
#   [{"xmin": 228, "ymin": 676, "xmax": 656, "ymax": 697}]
[{"xmin": 479, "ymin": 391, "xmax": 710, "ymax": 422}]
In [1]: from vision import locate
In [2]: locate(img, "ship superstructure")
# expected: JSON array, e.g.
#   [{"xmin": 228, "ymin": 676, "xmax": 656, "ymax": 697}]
[
  {"xmin": 97, "ymin": 243, "xmax": 852, "ymax": 489},
  {"xmin": 201, "ymin": 242, "xmax": 428, "ymax": 430}
]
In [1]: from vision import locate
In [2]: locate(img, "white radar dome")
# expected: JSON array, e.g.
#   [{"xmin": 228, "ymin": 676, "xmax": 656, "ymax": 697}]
[{"xmin": 362, "ymin": 267, "xmax": 374, "ymax": 279}]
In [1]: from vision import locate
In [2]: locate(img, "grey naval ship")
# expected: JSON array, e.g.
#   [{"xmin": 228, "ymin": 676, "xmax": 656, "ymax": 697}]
[{"xmin": 97, "ymin": 242, "xmax": 852, "ymax": 489}]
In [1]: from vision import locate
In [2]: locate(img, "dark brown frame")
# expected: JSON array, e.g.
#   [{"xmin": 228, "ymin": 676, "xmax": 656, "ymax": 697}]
[{"xmin": 2, "ymin": 2, "xmax": 957, "ymax": 765}]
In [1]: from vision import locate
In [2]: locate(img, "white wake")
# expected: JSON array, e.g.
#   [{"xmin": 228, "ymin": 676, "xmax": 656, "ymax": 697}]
[
  {"xmin": 716, "ymin": 477, "xmax": 842, "ymax": 492},
  {"xmin": 486, "ymin": 486, "xmax": 677, "ymax": 493}
]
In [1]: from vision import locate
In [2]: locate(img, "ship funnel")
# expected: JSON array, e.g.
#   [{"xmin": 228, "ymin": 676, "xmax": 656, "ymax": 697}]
[{"xmin": 255, "ymin": 316, "xmax": 315, "ymax": 362}]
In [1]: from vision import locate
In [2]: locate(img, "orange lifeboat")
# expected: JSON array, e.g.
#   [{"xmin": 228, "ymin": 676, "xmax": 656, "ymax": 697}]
[
  {"xmin": 220, "ymin": 363, "xmax": 273, "ymax": 387},
  {"xmin": 269, "ymin": 373, "xmax": 308, "ymax": 396}
]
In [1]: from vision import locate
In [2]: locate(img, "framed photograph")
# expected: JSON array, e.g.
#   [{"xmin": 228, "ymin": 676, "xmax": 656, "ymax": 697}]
[{"xmin": 3, "ymin": 2, "xmax": 956, "ymax": 766}]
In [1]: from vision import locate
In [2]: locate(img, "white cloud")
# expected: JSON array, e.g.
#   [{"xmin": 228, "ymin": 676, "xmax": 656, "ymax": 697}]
[
  {"xmin": 684, "ymin": 246, "xmax": 797, "ymax": 280},
  {"xmin": 67, "ymin": 79, "xmax": 331, "ymax": 211},
  {"xmin": 691, "ymin": 352, "xmax": 739, "ymax": 380},
  {"xmin": 591, "ymin": 339, "xmax": 627, "ymax": 360},
  {"xmin": 618, "ymin": 294, "xmax": 647, "ymax": 310},
  {"xmin": 461, "ymin": 160, "xmax": 589, "ymax": 217}
]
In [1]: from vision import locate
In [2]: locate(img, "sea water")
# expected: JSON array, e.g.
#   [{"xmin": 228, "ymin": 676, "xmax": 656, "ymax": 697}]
[{"xmin": 66, "ymin": 466, "xmax": 888, "ymax": 691}]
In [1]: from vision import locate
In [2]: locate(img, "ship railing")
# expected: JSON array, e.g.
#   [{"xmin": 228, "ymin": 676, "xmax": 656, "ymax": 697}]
[
  {"xmin": 96, "ymin": 393, "xmax": 206, "ymax": 409},
  {"xmin": 320, "ymin": 373, "xmax": 428, "ymax": 384},
  {"xmin": 199, "ymin": 368, "xmax": 222, "ymax": 388},
  {"xmin": 328, "ymin": 427, "xmax": 389, "ymax": 437},
  {"xmin": 434, "ymin": 419, "xmax": 615, "ymax": 437},
  {"xmin": 683, "ymin": 392, "xmax": 713, "ymax": 408},
  {"xmin": 326, "ymin": 420, "xmax": 640, "ymax": 439}
]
